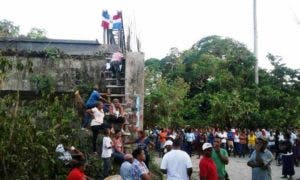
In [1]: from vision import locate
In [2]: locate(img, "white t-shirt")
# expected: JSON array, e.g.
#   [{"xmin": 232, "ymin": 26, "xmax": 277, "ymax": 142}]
[
  {"xmin": 160, "ymin": 149, "xmax": 192, "ymax": 180},
  {"xmin": 290, "ymin": 132, "xmax": 297, "ymax": 144},
  {"xmin": 102, "ymin": 136, "xmax": 112, "ymax": 158},
  {"xmin": 221, "ymin": 132, "xmax": 227, "ymax": 143},
  {"xmin": 90, "ymin": 107, "xmax": 104, "ymax": 126},
  {"xmin": 268, "ymin": 135, "xmax": 275, "ymax": 146},
  {"xmin": 234, "ymin": 134, "xmax": 240, "ymax": 143}
]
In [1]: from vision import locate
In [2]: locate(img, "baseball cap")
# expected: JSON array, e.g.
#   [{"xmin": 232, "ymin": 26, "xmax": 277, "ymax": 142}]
[
  {"xmin": 202, "ymin": 143, "xmax": 213, "ymax": 150},
  {"xmin": 164, "ymin": 140, "xmax": 173, "ymax": 147}
]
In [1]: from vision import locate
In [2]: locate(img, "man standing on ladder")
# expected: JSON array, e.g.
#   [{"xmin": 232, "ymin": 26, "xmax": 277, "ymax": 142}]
[{"xmin": 110, "ymin": 50, "xmax": 124, "ymax": 85}]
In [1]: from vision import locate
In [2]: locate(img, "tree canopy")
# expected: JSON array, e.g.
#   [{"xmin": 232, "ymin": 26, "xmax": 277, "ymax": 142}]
[
  {"xmin": 0, "ymin": 19, "xmax": 47, "ymax": 39},
  {"xmin": 144, "ymin": 35, "xmax": 300, "ymax": 129},
  {"xmin": 0, "ymin": 19, "xmax": 20, "ymax": 37}
]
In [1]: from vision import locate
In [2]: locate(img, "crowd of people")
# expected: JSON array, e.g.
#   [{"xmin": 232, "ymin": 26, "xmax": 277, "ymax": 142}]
[
  {"xmin": 56, "ymin": 119, "xmax": 299, "ymax": 180},
  {"xmin": 64, "ymin": 69, "xmax": 300, "ymax": 180},
  {"xmin": 148, "ymin": 127, "xmax": 299, "ymax": 180}
]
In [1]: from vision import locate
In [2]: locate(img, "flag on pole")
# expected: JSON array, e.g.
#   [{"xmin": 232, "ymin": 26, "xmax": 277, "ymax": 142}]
[
  {"xmin": 101, "ymin": 10, "xmax": 110, "ymax": 29},
  {"xmin": 112, "ymin": 11, "xmax": 123, "ymax": 30}
]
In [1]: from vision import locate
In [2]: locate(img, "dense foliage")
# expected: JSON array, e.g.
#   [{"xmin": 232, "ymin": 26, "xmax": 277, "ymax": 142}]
[
  {"xmin": 0, "ymin": 19, "xmax": 46, "ymax": 39},
  {"xmin": 144, "ymin": 36, "xmax": 300, "ymax": 129}
]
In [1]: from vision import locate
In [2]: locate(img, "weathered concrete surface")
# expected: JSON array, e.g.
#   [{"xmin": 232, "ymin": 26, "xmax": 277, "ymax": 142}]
[
  {"xmin": 0, "ymin": 56, "xmax": 106, "ymax": 92},
  {"xmin": 125, "ymin": 52, "xmax": 145, "ymax": 130},
  {"xmin": 0, "ymin": 38, "xmax": 119, "ymax": 56}
]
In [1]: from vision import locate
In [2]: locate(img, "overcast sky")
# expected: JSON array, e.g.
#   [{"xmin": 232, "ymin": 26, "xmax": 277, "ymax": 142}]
[{"xmin": 1, "ymin": 0, "xmax": 300, "ymax": 69}]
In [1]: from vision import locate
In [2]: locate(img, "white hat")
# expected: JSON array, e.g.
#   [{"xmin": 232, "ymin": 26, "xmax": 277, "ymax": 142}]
[
  {"xmin": 169, "ymin": 135, "xmax": 176, "ymax": 139},
  {"xmin": 164, "ymin": 140, "xmax": 173, "ymax": 147},
  {"xmin": 202, "ymin": 143, "xmax": 213, "ymax": 150}
]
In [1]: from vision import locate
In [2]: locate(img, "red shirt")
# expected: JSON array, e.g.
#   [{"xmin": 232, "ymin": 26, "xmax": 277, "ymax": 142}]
[
  {"xmin": 159, "ymin": 132, "xmax": 167, "ymax": 143},
  {"xmin": 199, "ymin": 156, "xmax": 218, "ymax": 180},
  {"xmin": 67, "ymin": 167, "xmax": 85, "ymax": 180}
]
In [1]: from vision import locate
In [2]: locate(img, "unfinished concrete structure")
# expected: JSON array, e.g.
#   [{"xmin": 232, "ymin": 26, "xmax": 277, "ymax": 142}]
[{"xmin": 0, "ymin": 38, "xmax": 144, "ymax": 130}]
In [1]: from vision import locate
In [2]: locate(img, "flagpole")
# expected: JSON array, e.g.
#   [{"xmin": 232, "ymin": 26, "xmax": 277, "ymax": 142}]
[
  {"xmin": 253, "ymin": 0, "xmax": 259, "ymax": 84},
  {"xmin": 103, "ymin": 28, "xmax": 106, "ymax": 44},
  {"xmin": 120, "ymin": 11, "xmax": 126, "ymax": 53}
]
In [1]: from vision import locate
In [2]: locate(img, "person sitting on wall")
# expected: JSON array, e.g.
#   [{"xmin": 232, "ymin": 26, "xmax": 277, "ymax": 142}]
[
  {"xmin": 56, "ymin": 144, "xmax": 89, "ymax": 179},
  {"xmin": 74, "ymin": 85, "xmax": 110, "ymax": 129},
  {"xmin": 105, "ymin": 98, "xmax": 126, "ymax": 133}
]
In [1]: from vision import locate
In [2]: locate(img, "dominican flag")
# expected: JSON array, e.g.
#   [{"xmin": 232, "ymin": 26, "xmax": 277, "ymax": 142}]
[
  {"xmin": 101, "ymin": 10, "xmax": 110, "ymax": 29},
  {"xmin": 112, "ymin": 11, "xmax": 123, "ymax": 30}
]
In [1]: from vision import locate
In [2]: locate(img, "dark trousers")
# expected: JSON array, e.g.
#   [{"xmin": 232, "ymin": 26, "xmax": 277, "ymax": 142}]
[
  {"xmin": 91, "ymin": 124, "xmax": 110, "ymax": 152},
  {"xmin": 145, "ymin": 153, "xmax": 150, "ymax": 168},
  {"xmin": 105, "ymin": 115, "xmax": 125, "ymax": 131},
  {"xmin": 239, "ymin": 144, "xmax": 246, "ymax": 157},
  {"xmin": 234, "ymin": 142, "xmax": 240, "ymax": 156},
  {"xmin": 110, "ymin": 61, "xmax": 121, "ymax": 78},
  {"xmin": 102, "ymin": 157, "xmax": 111, "ymax": 178},
  {"xmin": 186, "ymin": 142, "xmax": 193, "ymax": 157}
]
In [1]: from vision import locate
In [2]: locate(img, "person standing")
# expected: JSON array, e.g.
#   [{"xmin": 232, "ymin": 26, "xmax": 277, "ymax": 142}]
[
  {"xmin": 267, "ymin": 131, "xmax": 275, "ymax": 153},
  {"xmin": 86, "ymin": 101, "xmax": 109, "ymax": 154},
  {"xmin": 160, "ymin": 138, "xmax": 193, "ymax": 180},
  {"xmin": 74, "ymin": 87, "xmax": 109, "ymax": 128},
  {"xmin": 233, "ymin": 130, "xmax": 240, "ymax": 157},
  {"xmin": 110, "ymin": 50, "xmax": 124, "ymax": 85},
  {"xmin": 102, "ymin": 128, "xmax": 113, "ymax": 178},
  {"xmin": 158, "ymin": 129, "xmax": 168, "ymax": 157},
  {"xmin": 280, "ymin": 132, "xmax": 295, "ymax": 179},
  {"xmin": 185, "ymin": 128, "xmax": 195, "ymax": 157},
  {"xmin": 220, "ymin": 130, "xmax": 227, "ymax": 150},
  {"xmin": 294, "ymin": 133, "xmax": 300, "ymax": 167},
  {"xmin": 131, "ymin": 148, "xmax": 150, "ymax": 180},
  {"xmin": 248, "ymin": 130, "xmax": 257, "ymax": 157},
  {"xmin": 227, "ymin": 129, "xmax": 234, "ymax": 156},
  {"xmin": 120, "ymin": 154, "xmax": 134, "ymax": 180},
  {"xmin": 163, "ymin": 140, "xmax": 173, "ymax": 154},
  {"xmin": 212, "ymin": 136, "xmax": 229, "ymax": 180},
  {"xmin": 199, "ymin": 143, "xmax": 218, "ymax": 180},
  {"xmin": 247, "ymin": 136, "xmax": 273, "ymax": 180},
  {"xmin": 239, "ymin": 130, "xmax": 247, "ymax": 158}
]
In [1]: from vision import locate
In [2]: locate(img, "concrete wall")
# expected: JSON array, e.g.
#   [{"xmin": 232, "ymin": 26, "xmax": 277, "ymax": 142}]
[
  {"xmin": 0, "ymin": 56, "xmax": 106, "ymax": 92},
  {"xmin": 125, "ymin": 52, "xmax": 145, "ymax": 130},
  {"xmin": 0, "ymin": 38, "xmax": 119, "ymax": 56}
]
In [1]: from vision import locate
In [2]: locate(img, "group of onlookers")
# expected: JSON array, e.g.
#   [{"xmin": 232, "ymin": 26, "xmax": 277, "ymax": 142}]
[
  {"xmin": 59, "ymin": 102, "xmax": 300, "ymax": 180},
  {"xmin": 57, "ymin": 125, "xmax": 299, "ymax": 180},
  {"xmin": 147, "ymin": 126, "xmax": 300, "ymax": 180}
]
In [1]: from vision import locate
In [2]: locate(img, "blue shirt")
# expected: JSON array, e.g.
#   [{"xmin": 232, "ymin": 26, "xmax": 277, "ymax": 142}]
[
  {"xmin": 131, "ymin": 159, "xmax": 149, "ymax": 180},
  {"xmin": 185, "ymin": 133, "xmax": 195, "ymax": 142},
  {"xmin": 135, "ymin": 138, "xmax": 151, "ymax": 155},
  {"xmin": 248, "ymin": 150, "xmax": 273, "ymax": 180},
  {"xmin": 120, "ymin": 161, "xmax": 134, "ymax": 180},
  {"xmin": 85, "ymin": 90, "xmax": 100, "ymax": 108}
]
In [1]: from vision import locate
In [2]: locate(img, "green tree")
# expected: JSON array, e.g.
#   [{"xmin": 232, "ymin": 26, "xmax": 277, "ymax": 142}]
[
  {"xmin": 144, "ymin": 76, "xmax": 189, "ymax": 128},
  {"xmin": 145, "ymin": 35, "xmax": 300, "ymax": 129},
  {"xmin": 27, "ymin": 27, "xmax": 47, "ymax": 39},
  {"xmin": 0, "ymin": 19, "xmax": 20, "ymax": 37}
]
